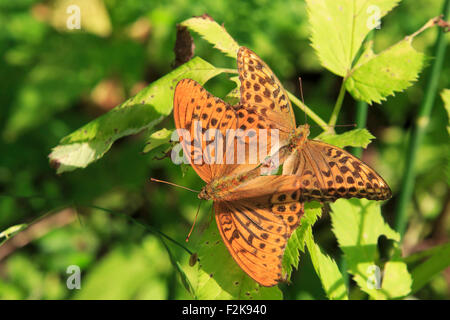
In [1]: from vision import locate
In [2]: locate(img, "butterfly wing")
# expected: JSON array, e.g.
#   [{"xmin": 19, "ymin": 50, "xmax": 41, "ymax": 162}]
[
  {"xmin": 174, "ymin": 79, "xmax": 277, "ymax": 182},
  {"xmin": 215, "ymin": 176, "xmax": 304, "ymax": 286},
  {"xmin": 237, "ymin": 47, "xmax": 296, "ymax": 146},
  {"xmin": 283, "ymin": 139, "xmax": 392, "ymax": 201}
]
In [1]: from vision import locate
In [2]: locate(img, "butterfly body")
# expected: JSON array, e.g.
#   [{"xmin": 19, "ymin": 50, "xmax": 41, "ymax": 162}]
[{"xmin": 198, "ymin": 170, "xmax": 257, "ymax": 201}]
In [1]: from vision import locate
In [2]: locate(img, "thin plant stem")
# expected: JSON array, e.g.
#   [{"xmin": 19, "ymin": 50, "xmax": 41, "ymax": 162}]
[
  {"xmin": 328, "ymin": 80, "xmax": 347, "ymax": 128},
  {"xmin": 87, "ymin": 204, "xmax": 193, "ymax": 255},
  {"xmin": 394, "ymin": 0, "xmax": 450, "ymax": 237},
  {"xmin": 288, "ymin": 92, "xmax": 329, "ymax": 131},
  {"xmin": 351, "ymin": 100, "xmax": 369, "ymax": 158}
]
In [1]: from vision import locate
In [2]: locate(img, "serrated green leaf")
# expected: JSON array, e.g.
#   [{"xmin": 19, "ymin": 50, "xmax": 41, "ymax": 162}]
[
  {"xmin": 330, "ymin": 199, "xmax": 412, "ymax": 299},
  {"xmin": 306, "ymin": 0, "xmax": 400, "ymax": 76},
  {"xmin": 181, "ymin": 16, "xmax": 239, "ymax": 58},
  {"xmin": 305, "ymin": 228, "xmax": 348, "ymax": 300},
  {"xmin": 345, "ymin": 39, "xmax": 426, "ymax": 104},
  {"xmin": 142, "ymin": 128, "xmax": 174, "ymax": 154},
  {"xmin": 49, "ymin": 57, "xmax": 223, "ymax": 174},
  {"xmin": 192, "ymin": 218, "xmax": 282, "ymax": 300},
  {"xmin": 441, "ymin": 89, "xmax": 450, "ymax": 135},
  {"xmin": 317, "ymin": 128, "xmax": 375, "ymax": 149},
  {"xmin": 282, "ymin": 202, "xmax": 322, "ymax": 278}
]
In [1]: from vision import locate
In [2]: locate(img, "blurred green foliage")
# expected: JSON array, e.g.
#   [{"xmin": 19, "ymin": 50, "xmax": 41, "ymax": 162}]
[{"xmin": 0, "ymin": 0, "xmax": 449, "ymax": 299}]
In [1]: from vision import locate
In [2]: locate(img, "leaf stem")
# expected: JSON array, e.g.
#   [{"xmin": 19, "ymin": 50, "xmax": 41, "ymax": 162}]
[
  {"xmin": 87, "ymin": 204, "xmax": 193, "ymax": 255},
  {"xmin": 288, "ymin": 92, "xmax": 329, "ymax": 131},
  {"xmin": 394, "ymin": 0, "xmax": 450, "ymax": 237},
  {"xmin": 328, "ymin": 80, "xmax": 347, "ymax": 128},
  {"xmin": 351, "ymin": 101, "xmax": 369, "ymax": 158},
  {"xmin": 219, "ymin": 67, "xmax": 239, "ymax": 74}
]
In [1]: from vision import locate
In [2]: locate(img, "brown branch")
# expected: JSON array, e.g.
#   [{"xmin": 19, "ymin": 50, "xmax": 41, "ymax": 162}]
[{"xmin": 0, "ymin": 208, "xmax": 77, "ymax": 261}]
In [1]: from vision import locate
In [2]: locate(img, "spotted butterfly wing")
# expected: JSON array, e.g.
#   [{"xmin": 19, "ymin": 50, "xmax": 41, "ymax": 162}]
[
  {"xmin": 215, "ymin": 175, "xmax": 305, "ymax": 286},
  {"xmin": 174, "ymin": 79, "xmax": 273, "ymax": 182},
  {"xmin": 236, "ymin": 48, "xmax": 391, "ymax": 202},
  {"xmin": 282, "ymin": 132, "xmax": 392, "ymax": 201},
  {"xmin": 237, "ymin": 47, "xmax": 296, "ymax": 149}
]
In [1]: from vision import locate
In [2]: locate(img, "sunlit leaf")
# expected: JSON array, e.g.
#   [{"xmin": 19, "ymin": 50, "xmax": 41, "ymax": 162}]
[
  {"xmin": 306, "ymin": 0, "xmax": 400, "ymax": 76},
  {"xmin": 49, "ymin": 57, "xmax": 223, "ymax": 174},
  {"xmin": 317, "ymin": 128, "xmax": 375, "ymax": 149},
  {"xmin": 282, "ymin": 202, "xmax": 321, "ymax": 278},
  {"xmin": 346, "ymin": 39, "xmax": 426, "ymax": 104},
  {"xmin": 181, "ymin": 15, "xmax": 239, "ymax": 58},
  {"xmin": 192, "ymin": 218, "xmax": 282, "ymax": 300},
  {"xmin": 330, "ymin": 199, "xmax": 412, "ymax": 299},
  {"xmin": 305, "ymin": 228, "xmax": 348, "ymax": 300},
  {"xmin": 143, "ymin": 128, "xmax": 174, "ymax": 154}
]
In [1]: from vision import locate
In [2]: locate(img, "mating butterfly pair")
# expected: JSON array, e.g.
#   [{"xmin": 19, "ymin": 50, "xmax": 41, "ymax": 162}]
[{"xmin": 173, "ymin": 47, "xmax": 391, "ymax": 286}]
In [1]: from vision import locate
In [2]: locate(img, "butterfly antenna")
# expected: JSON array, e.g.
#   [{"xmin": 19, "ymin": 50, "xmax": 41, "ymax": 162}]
[
  {"xmin": 298, "ymin": 77, "xmax": 306, "ymax": 124},
  {"xmin": 319, "ymin": 124, "xmax": 357, "ymax": 128},
  {"xmin": 150, "ymin": 178, "xmax": 199, "ymax": 193},
  {"xmin": 186, "ymin": 201, "xmax": 202, "ymax": 242}
]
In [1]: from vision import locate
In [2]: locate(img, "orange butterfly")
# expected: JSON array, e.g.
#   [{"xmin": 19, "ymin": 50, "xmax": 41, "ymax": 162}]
[
  {"xmin": 172, "ymin": 47, "xmax": 391, "ymax": 286},
  {"xmin": 174, "ymin": 79, "xmax": 305, "ymax": 286}
]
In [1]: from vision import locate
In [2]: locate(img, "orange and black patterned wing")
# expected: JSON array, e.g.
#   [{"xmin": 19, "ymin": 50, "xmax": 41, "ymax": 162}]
[
  {"xmin": 283, "ymin": 139, "xmax": 392, "ymax": 202},
  {"xmin": 174, "ymin": 79, "xmax": 276, "ymax": 182},
  {"xmin": 215, "ymin": 176, "xmax": 305, "ymax": 287},
  {"xmin": 237, "ymin": 47, "xmax": 296, "ymax": 147}
]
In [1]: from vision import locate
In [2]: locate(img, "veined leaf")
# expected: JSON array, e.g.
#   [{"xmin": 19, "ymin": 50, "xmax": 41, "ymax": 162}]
[
  {"xmin": 192, "ymin": 218, "xmax": 282, "ymax": 300},
  {"xmin": 317, "ymin": 128, "xmax": 375, "ymax": 149},
  {"xmin": 282, "ymin": 202, "xmax": 322, "ymax": 278},
  {"xmin": 305, "ymin": 228, "xmax": 348, "ymax": 300},
  {"xmin": 306, "ymin": 0, "xmax": 400, "ymax": 76},
  {"xmin": 143, "ymin": 128, "xmax": 174, "ymax": 154},
  {"xmin": 49, "ymin": 57, "xmax": 223, "ymax": 174},
  {"xmin": 330, "ymin": 199, "xmax": 412, "ymax": 299},
  {"xmin": 181, "ymin": 15, "xmax": 239, "ymax": 58},
  {"xmin": 345, "ymin": 39, "xmax": 426, "ymax": 104}
]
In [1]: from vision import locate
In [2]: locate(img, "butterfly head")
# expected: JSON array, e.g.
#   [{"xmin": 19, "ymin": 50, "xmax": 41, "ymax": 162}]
[
  {"xmin": 287, "ymin": 124, "xmax": 310, "ymax": 150},
  {"xmin": 198, "ymin": 186, "xmax": 212, "ymax": 200}
]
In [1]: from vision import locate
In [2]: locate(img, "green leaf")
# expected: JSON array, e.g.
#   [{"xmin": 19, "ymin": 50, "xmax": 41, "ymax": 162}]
[
  {"xmin": 330, "ymin": 199, "xmax": 412, "ymax": 299},
  {"xmin": 224, "ymin": 76, "xmax": 240, "ymax": 104},
  {"xmin": 49, "ymin": 57, "xmax": 223, "ymax": 174},
  {"xmin": 282, "ymin": 202, "xmax": 321, "ymax": 278},
  {"xmin": 191, "ymin": 218, "xmax": 282, "ymax": 300},
  {"xmin": 410, "ymin": 242, "xmax": 450, "ymax": 294},
  {"xmin": 317, "ymin": 128, "xmax": 375, "ymax": 149},
  {"xmin": 160, "ymin": 238, "xmax": 195, "ymax": 297},
  {"xmin": 345, "ymin": 39, "xmax": 426, "ymax": 104},
  {"xmin": 0, "ymin": 224, "xmax": 28, "ymax": 245},
  {"xmin": 306, "ymin": 0, "xmax": 400, "ymax": 76},
  {"xmin": 181, "ymin": 15, "xmax": 240, "ymax": 58},
  {"xmin": 441, "ymin": 89, "xmax": 450, "ymax": 135},
  {"xmin": 142, "ymin": 128, "xmax": 174, "ymax": 154},
  {"xmin": 305, "ymin": 228, "xmax": 348, "ymax": 300},
  {"xmin": 74, "ymin": 236, "xmax": 170, "ymax": 299}
]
